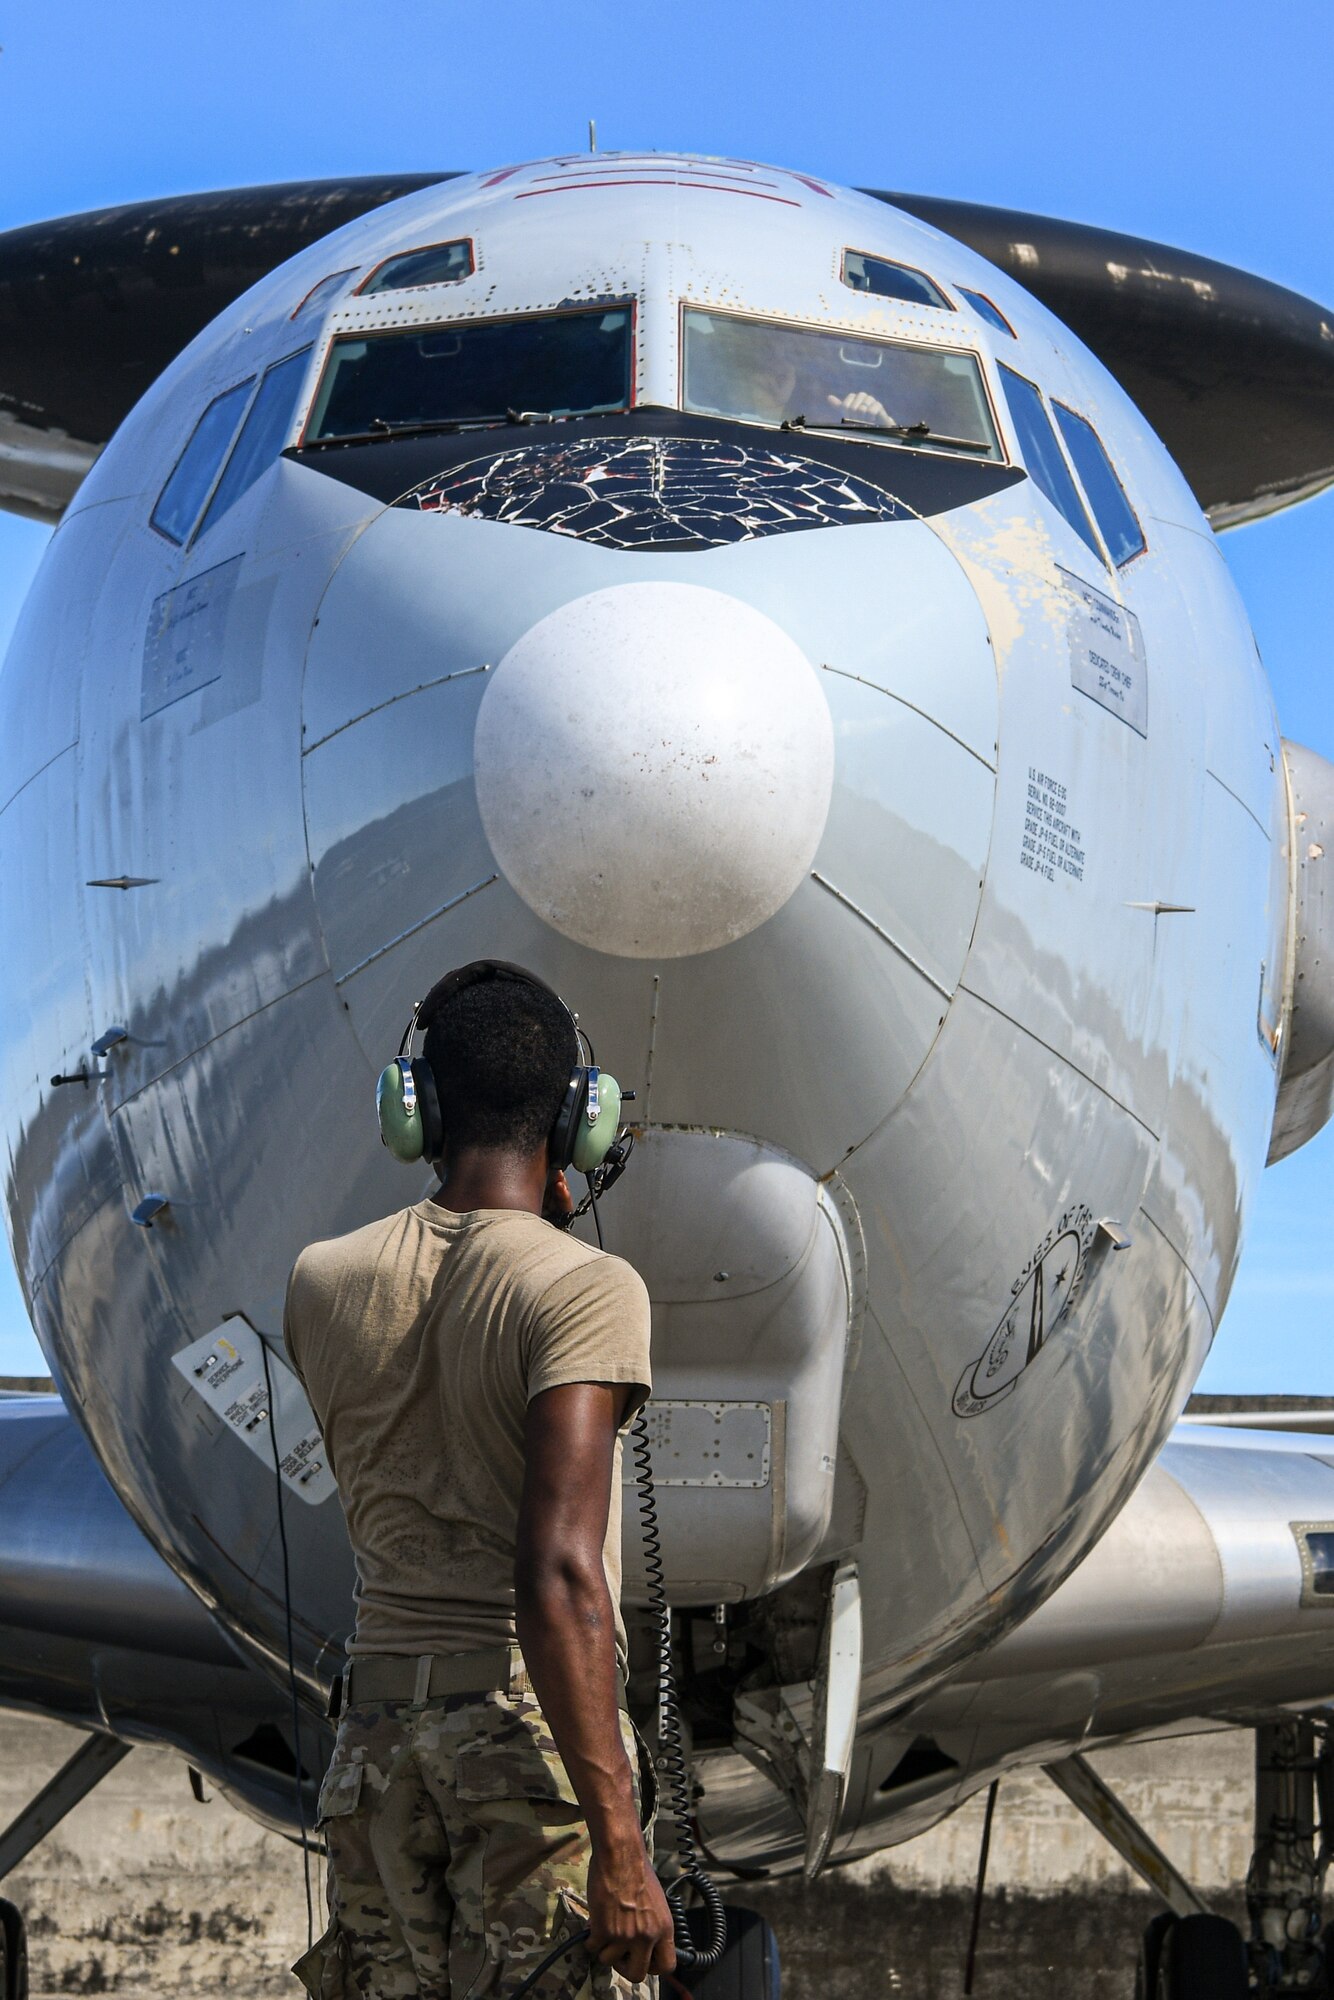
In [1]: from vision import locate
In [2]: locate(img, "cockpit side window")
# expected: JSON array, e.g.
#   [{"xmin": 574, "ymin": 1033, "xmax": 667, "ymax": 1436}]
[
  {"xmin": 196, "ymin": 348, "xmax": 312, "ymax": 539},
  {"xmin": 1052, "ymin": 403, "xmax": 1146, "ymax": 566},
  {"xmin": 291, "ymin": 269, "xmax": 358, "ymax": 320},
  {"xmin": 150, "ymin": 380, "xmax": 253, "ymax": 544},
  {"xmin": 957, "ymin": 288, "xmax": 1015, "ymax": 337},
  {"xmin": 681, "ymin": 309, "xmax": 1002, "ymax": 460},
  {"xmin": 841, "ymin": 250, "xmax": 952, "ymax": 311},
  {"xmin": 303, "ymin": 306, "xmax": 634, "ymax": 444},
  {"xmin": 357, "ymin": 240, "xmax": 475, "ymax": 295},
  {"xmin": 998, "ymin": 365, "xmax": 1104, "ymax": 564}
]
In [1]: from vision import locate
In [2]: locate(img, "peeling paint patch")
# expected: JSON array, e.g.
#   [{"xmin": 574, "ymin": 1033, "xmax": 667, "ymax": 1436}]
[{"xmin": 933, "ymin": 507, "xmax": 1062, "ymax": 670}]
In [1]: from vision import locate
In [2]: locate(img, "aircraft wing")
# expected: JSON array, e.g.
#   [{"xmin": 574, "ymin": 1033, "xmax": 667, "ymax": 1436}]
[
  {"xmin": 0, "ymin": 1391, "xmax": 324, "ymax": 1833},
  {"xmin": 0, "ymin": 176, "xmax": 1330, "ymax": 525},
  {"xmin": 874, "ymin": 1420, "xmax": 1334, "ymax": 1848},
  {"xmin": 8, "ymin": 1388, "xmax": 1334, "ymax": 1869}
]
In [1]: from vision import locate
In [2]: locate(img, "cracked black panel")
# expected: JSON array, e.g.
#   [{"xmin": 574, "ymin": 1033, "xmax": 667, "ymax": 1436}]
[{"xmin": 396, "ymin": 435, "xmax": 909, "ymax": 549}]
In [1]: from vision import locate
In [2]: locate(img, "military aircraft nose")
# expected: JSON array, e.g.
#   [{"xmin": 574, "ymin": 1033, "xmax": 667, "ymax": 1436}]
[
  {"xmin": 301, "ymin": 509, "xmax": 996, "ymax": 1170},
  {"xmin": 474, "ymin": 581, "xmax": 835, "ymax": 958}
]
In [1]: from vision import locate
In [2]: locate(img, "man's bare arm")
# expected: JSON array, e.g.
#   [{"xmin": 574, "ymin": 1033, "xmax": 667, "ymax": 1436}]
[{"xmin": 516, "ymin": 1382, "xmax": 676, "ymax": 1983}]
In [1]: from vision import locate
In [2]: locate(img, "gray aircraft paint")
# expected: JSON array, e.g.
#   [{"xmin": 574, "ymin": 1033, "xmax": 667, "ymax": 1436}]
[{"xmin": 0, "ymin": 152, "xmax": 1327, "ymax": 1872}]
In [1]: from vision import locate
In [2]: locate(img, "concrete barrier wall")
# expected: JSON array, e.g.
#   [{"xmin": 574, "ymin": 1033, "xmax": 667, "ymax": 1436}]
[{"xmin": 0, "ymin": 1716, "xmax": 1254, "ymax": 1996}]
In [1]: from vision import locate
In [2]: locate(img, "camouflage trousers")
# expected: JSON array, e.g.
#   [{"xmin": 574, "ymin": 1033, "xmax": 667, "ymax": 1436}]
[{"xmin": 293, "ymin": 1686, "xmax": 654, "ymax": 2000}]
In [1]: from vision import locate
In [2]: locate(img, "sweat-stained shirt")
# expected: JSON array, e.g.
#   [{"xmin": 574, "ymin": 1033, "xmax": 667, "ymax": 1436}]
[{"xmin": 283, "ymin": 1201, "xmax": 652, "ymax": 1667}]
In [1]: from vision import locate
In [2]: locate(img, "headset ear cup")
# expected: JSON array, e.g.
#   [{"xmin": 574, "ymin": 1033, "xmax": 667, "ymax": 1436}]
[
  {"xmin": 549, "ymin": 1071, "xmax": 588, "ymax": 1174},
  {"xmin": 377, "ymin": 1060, "xmax": 425, "ymax": 1164},
  {"xmin": 413, "ymin": 1059, "xmax": 443, "ymax": 1163},
  {"xmin": 571, "ymin": 1073, "xmax": 623, "ymax": 1175}
]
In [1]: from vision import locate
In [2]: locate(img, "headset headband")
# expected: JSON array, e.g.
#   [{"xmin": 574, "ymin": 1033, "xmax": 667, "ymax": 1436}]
[{"xmin": 410, "ymin": 959, "xmax": 578, "ymax": 1056}]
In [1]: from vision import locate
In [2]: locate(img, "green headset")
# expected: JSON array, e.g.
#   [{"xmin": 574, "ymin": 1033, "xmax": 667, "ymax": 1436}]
[{"xmin": 375, "ymin": 959, "xmax": 627, "ymax": 1180}]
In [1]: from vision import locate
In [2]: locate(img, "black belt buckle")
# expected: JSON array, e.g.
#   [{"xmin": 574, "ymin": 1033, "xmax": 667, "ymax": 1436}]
[{"xmin": 327, "ymin": 1670, "xmax": 346, "ymax": 1720}]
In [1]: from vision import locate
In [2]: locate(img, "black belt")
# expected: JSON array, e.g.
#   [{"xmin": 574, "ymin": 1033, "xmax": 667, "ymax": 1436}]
[{"xmin": 330, "ymin": 1644, "xmax": 628, "ymax": 1716}]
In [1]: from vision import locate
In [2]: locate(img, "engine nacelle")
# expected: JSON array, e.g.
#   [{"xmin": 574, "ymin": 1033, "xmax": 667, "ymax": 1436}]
[{"xmin": 1270, "ymin": 739, "xmax": 1334, "ymax": 1162}]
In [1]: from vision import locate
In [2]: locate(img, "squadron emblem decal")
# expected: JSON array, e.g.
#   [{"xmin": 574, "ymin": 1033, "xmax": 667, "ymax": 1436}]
[{"xmin": 953, "ymin": 1205, "xmax": 1097, "ymax": 1419}]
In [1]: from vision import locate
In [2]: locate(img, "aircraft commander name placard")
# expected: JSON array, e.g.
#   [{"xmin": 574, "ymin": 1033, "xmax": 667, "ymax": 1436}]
[{"xmin": 1060, "ymin": 567, "xmax": 1148, "ymax": 736}]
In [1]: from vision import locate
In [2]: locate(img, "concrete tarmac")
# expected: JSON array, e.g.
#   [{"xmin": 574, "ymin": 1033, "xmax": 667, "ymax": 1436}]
[{"xmin": 0, "ymin": 1713, "xmax": 1254, "ymax": 1995}]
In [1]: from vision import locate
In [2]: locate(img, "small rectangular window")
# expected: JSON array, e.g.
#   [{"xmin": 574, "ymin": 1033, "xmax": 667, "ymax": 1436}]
[
  {"xmin": 291, "ymin": 269, "xmax": 358, "ymax": 320},
  {"xmin": 359, "ymin": 240, "xmax": 474, "ymax": 295},
  {"xmin": 150, "ymin": 380, "xmax": 253, "ymax": 544},
  {"xmin": 958, "ymin": 287, "xmax": 1015, "ymax": 338},
  {"xmin": 1295, "ymin": 1524, "xmax": 1334, "ymax": 1606},
  {"xmin": 842, "ymin": 250, "xmax": 951, "ymax": 311},
  {"xmin": 197, "ymin": 348, "xmax": 312, "ymax": 539},
  {"xmin": 999, "ymin": 365, "xmax": 1104, "ymax": 564},
  {"xmin": 1053, "ymin": 403, "xmax": 1146, "ymax": 566},
  {"xmin": 1310, "ymin": 1535, "xmax": 1334, "ymax": 1590}
]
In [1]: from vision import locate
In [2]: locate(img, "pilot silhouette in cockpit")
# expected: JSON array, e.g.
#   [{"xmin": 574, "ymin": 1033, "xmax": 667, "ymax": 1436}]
[{"xmin": 689, "ymin": 317, "xmax": 895, "ymax": 433}]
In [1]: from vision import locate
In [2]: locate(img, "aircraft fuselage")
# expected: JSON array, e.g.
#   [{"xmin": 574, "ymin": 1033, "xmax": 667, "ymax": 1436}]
[{"xmin": 0, "ymin": 154, "xmax": 1290, "ymax": 1865}]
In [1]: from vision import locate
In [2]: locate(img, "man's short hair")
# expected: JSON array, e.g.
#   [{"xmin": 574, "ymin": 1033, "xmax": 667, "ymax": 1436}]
[{"xmin": 423, "ymin": 974, "xmax": 577, "ymax": 1156}]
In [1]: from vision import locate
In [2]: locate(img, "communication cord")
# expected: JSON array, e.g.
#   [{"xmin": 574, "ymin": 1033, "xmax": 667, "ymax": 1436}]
[
  {"xmin": 630, "ymin": 1408, "xmax": 728, "ymax": 1973},
  {"xmin": 260, "ymin": 1337, "xmax": 316, "ymax": 1953},
  {"xmin": 506, "ymin": 1389, "xmax": 725, "ymax": 2000},
  {"xmin": 590, "ymin": 1184, "xmax": 728, "ymax": 1978}
]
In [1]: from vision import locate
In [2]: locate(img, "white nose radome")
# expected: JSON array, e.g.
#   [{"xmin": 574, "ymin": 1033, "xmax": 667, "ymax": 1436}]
[{"xmin": 474, "ymin": 580, "xmax": 835, "ymax": 958}]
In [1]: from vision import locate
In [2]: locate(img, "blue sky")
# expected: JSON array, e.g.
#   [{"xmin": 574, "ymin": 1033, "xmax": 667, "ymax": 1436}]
[{"xmin": 0, "ymin": 1, "xmax": 1330, "ymax": 1388}]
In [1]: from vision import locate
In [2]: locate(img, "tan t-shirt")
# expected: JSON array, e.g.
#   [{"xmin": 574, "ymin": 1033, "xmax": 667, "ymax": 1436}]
[{"xmin": 283, "ymin": 1202, "xmax": 651, "ymax": 1664}]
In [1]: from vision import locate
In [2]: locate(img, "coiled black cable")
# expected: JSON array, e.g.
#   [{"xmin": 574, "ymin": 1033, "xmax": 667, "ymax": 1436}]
[
  {"xmin": 513, "ymin": 1183, "xmax": 724, "ymax": 1996},
  {"xmin": 506, "ymin": 1411, "xmax": 724, "ymax": 2000},
  {"xmin": 631, "ymin": 1410, "xmax": 727, "ymax": 1974},
  {"xmin": 506, "ymin": 1923, "xmax": 592, "ymax": 2000}
]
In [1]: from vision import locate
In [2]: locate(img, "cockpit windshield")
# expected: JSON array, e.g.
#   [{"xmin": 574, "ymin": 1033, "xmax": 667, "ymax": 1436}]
[
  {"xmin": 681, "ymin": 309, "xmax": 1002, "ymax": 459},
  {"xmin": 304, "ymin": 306, "xmax": 634, "ymax": 444}
]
